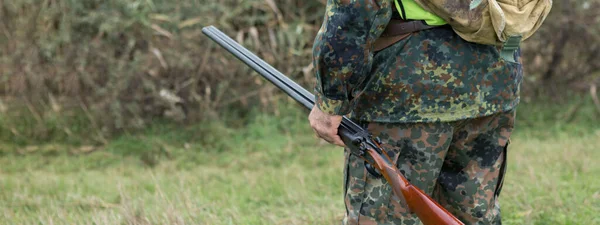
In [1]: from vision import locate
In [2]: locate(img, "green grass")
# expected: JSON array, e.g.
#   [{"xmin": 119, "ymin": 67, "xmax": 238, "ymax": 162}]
[{"xmin": 1, "ymin": 102, "xmax": 599, "ymax": 224}]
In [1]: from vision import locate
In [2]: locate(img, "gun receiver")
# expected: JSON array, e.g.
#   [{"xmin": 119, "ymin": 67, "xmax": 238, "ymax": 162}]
[{"xmin": 202, "ymin": 25, "xmax": 464, "ymax": 225}]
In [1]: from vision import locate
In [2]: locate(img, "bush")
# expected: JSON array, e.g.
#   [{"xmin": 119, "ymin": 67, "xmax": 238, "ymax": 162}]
[
  {"xmin": 0, "ymin": 0, "xmax": 598, "ymax": 144},
  {"xmin": 520, "ymin": 0, "xmax": 600, "ymax": 99},
  {"xmin": 0, "ymin": 0, "xmax": 324, "ymax": 143}
]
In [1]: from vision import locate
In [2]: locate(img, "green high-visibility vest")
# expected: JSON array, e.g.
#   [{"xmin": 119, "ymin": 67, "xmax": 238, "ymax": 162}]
[{"xmin": 394, "ymin": 0, "xmax": 446, "ymax": 26}]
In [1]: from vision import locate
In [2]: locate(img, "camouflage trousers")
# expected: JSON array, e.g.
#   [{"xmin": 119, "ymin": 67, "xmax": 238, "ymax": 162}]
[{"xmin": 342, "ymin": 110, "xmax": 515, "ymax": 225}]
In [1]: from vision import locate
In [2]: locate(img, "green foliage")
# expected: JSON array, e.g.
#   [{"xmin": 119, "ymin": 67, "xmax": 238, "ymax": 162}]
[
  {"xmin": 515, "ymin": 96, "xmax": 599, "ymax": 139},
  {"xmin": 0, "ymin": 108, "xmax": 97, "ymax": 145},
  {"xmin": 1, "ymin": 101, "xmax": 599, "ymax": 224}
]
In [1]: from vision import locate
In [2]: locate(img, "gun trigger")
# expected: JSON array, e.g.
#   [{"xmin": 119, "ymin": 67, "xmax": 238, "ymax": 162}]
[
  {"xmin": 374, "ymin": 137, "xmax": 382, "ymax": 145},
  {"xmin": 358, "ymin": 145, "xmax": 367, "ymax": 156},
  {"xmin": 352, "ymin": 138, "xmax": 362, "ymax": 145},
  {"xmin": 365, "ymin": 163, "xmax": 382, "ymax": 178}
]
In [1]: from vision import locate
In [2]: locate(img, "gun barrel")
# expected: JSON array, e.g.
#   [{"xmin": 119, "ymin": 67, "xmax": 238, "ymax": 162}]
[
  {"xmin": 202, "ymin": 26, "xmax": 314, "ymax": 110},
  {"xmin": 201, "ymin": 26, "xmax": 364, "ymax": 133},
  {"xmin": 203, "ymin": 25, "xmax": 464, "ymax": 225}
]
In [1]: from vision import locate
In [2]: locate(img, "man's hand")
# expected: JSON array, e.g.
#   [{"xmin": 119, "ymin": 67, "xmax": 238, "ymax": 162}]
[{"xmin": 308, "ymin": 106, "xmax": 346, "ymax": 147}]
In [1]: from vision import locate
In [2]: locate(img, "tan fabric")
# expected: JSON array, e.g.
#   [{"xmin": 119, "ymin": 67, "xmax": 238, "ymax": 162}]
[{"xmin": 413, "ymin": 0, "xmax": 552, "ymax": 45}]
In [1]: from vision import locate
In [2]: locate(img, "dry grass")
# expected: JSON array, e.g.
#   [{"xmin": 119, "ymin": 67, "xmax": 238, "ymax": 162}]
[
  {"xmin": 0, "ymin": 0, "xmax": 324, "ymax": 143},
  {"xmin": 1, "ymin": 0, "xmax": 598, "ymax": 144}
]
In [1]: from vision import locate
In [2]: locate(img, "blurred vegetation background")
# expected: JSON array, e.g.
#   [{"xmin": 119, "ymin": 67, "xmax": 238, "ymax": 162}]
[
  {"xmin": 1, "ymin": 1, "xmax": 599, "ymax": 224},
  {"xmin": 0, "ymin": 0, "xmax": 598, "ymax": 145}
]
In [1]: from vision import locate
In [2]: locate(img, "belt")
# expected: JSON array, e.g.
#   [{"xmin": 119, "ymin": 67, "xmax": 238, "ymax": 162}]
[
  {"xmin": 380, "ymin": 19, "xmax": 437, "ymax": 37},
  {"xmin": 373, "ymin": 19, "xmax": 439, "ymax": 51}
]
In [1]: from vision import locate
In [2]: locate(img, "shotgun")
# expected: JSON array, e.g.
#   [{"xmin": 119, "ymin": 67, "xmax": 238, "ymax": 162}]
[{"xmin": 202, "ymin": 25, "xmax": 464, "ymax": 225}]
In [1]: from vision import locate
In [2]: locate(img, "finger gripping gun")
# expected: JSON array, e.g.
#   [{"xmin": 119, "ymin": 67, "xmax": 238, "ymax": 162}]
[{"xmin": 202, "ymin": 25, "xmax": 464, "ymax": 225}]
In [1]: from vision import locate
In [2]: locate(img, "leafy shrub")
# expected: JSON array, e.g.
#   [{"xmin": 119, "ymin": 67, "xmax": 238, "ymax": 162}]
[
  {"xmin": 0, "ymin": 0, "xmax": 597, "ymax": 144},
  {"xmin": 0, "ymin": 0, "xmax": 324, "ymax": 143}
]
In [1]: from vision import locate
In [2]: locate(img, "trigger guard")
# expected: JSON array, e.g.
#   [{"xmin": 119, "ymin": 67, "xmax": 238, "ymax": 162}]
[{"xmin": 365, "ymin": 162, "xmax": 382, "ymax": 178}]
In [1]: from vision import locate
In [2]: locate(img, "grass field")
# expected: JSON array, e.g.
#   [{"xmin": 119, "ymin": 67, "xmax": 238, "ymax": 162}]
[{"xmin": 1, "ymin": 102, "xmax": 599, "ymax": 225}]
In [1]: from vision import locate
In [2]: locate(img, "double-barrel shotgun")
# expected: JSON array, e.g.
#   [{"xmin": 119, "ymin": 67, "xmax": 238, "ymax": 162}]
[{"xmin": 202, "ymin": 25, "xmax": 464, "ymax": 225}]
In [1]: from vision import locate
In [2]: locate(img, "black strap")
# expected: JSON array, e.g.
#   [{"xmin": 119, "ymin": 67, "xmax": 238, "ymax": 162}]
[
  {"xmin": 494, "ymin": 142, "xmax": 509, "ymax": 198},
  {"xmin": 397, "ymin": 0, "xmax": 407, "ymax": 20}
]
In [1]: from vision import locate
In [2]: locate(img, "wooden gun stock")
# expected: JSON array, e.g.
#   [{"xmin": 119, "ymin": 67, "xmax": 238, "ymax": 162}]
[{"xmin": 366, "ymin": 148, "xmax": 464, "ymax": 225}]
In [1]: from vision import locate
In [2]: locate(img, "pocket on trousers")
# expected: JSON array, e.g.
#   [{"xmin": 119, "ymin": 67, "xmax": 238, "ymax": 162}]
[
  {"xmin": 494, "ymin": 141, "xmax": 509, "ymax": 198},
  {"xmin": 343, "ymin": 149, "xmax": 369, "ymax": 222},
  {"xmin": 343, "ymin": 149, "xmax": 351, "ymax": 217},
  {"xmin": 343, "ymin": 149, "xmax": 351, "ymax": 198}
]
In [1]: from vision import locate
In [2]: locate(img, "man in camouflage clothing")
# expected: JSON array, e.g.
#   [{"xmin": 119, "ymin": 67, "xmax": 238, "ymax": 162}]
[{"xmin": 308, "ymin": 0, "xmax": 522, "ymax": 224}]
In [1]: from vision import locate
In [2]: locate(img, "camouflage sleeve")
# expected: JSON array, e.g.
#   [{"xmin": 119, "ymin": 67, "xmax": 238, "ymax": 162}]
[{"xmin": 312, "ymin": 0, "xmax": 392, "ymax": 115}]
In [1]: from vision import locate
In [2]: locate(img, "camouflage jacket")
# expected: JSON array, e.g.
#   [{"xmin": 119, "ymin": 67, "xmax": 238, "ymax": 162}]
[{"xmin": 312, "ymin": 0, "xmax": 523, "ymax": 123}]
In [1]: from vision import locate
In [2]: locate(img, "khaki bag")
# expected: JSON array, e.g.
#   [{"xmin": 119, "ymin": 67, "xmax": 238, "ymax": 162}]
[{"xmin": 414, "ymin": 0, "xmax": 553, "ymax": 61}]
